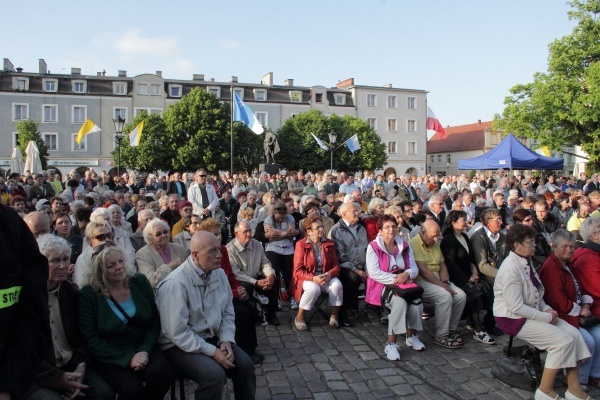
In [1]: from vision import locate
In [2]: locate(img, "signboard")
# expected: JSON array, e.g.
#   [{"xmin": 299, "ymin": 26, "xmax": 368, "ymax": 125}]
[
  {"xmin": 48, "ymin": 159, "xmax": 99, "ymax": 167},
  {"xmin": 290, "ymin": 92, "xmax": 302, "ymax": 102},
  {"xmin": 0, "ymin": 160, "xmax": 11, "ymax": 166}
]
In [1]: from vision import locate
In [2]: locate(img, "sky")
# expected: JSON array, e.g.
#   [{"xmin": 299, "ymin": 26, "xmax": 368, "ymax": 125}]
[{"xmin": 2, "ymin": 0, "xmax": 577, "ymax": 127}]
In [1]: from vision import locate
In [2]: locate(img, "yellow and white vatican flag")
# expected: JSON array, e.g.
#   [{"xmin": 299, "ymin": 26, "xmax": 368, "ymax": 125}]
[
  {"xmin": 129, "ymin": 120, "xmax": 144, "ymax": 147},
  {"xmin": 76, "ymin": 119, "xmax": 101, "ymax": 144}
]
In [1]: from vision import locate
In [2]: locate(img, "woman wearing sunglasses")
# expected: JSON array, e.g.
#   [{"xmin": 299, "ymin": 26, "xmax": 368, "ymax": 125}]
[{"xmin": 73, "ymin": 220, "xmax": 114, "ymax": 286}]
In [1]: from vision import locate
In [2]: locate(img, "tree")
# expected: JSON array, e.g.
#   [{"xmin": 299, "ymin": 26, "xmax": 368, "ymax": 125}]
[
  {"xmin": 231, "ymin": 123, "xmax": 264, "ymax": 173},
  {"xmin": 494, "ymin": 0, "xmax": 600, "ymax": 171},
  {"xmin": 16, "ymin": 119, "xmax": 49, "ymax": 170},
  {"xmin": 276, "ymin": 110, "xmax": 387, "ymax": 172}
]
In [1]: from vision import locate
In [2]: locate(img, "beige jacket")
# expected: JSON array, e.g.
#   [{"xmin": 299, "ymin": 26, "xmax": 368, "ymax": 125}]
[{"xmin": 136, "ymin": 243, "xmax": 187, "ymax": 289}]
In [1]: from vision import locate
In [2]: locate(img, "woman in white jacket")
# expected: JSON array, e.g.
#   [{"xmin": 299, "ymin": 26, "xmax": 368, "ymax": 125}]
[{"xmin": 493, "ymin": 224, "xmax": 590, "ymax": 400}]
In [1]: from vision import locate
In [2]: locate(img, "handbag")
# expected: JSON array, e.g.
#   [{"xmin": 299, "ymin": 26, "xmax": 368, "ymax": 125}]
[
  {"xmin": 491, "ymin": 336, "xmax": 542, "ymax": 392},
  {"xmin": 580, "ymin": 314, "xmax": 600, "ymax": 329},
  {"xmin": 382, "ymin": 282, "xmax": 424, "ymax": 305}
]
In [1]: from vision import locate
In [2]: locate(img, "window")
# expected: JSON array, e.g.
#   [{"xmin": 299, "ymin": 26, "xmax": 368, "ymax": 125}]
[
  {"xmin": 254, "ymin": 89, "xmax": 267, "ymax": 101},
  {"xmin": 151, "ymin": 84, "xmax": 161, "ymax": 96},
  {"xmin": 43, "ymin": 133, "xmax": 58, "ymax": 151},
  {"xmin": 12, "ymin": 77, "xmax": 28, "ymax": 91},
  {"xmin": 388, "ymin": 95, "xmax": 397, "ymax": 109},
  {"xmin": 387, "ymin": 141, "xmax": 397, "ymax": 154},
  {"xmin": 12, "ymin": 132, "xmax": 19, "ymax": 149},
  {"xmin": 114, "ymin": 107, "xmax": 127, "ymax": 120},
  {"xmin": 113, "ymin": 82, "xmax": 127, "ymax": 95},
  {"xmin": 207, "ymin": 86, "xmax": 221, "ymax": 98},
  {"xmin": 137, "ymin": 84, "xmax": 148, "ymax": 95},
  {"xmin": 367, "ymin": 94, "xmax": 376, "ymax": 107},
  {"xmin": 255, "ymin": 112, "xmax": 267, "ymax": 127},
  {"xmin": 367, "ymin": 118, "xmax": 377, "ymax": 131},
  {"xmin": 72, "ymin": 80, "xmax": 86, "ymax": 93},
  {"xmin": 438, "ymin": 154, "xmax": 442, "ymax": 163},
  {"xmin": 169, "ymin": 85, "xmax": 182, "ymax": 97},
  {"xmin": 430, "ymin": 155, "xmax": 435, "ymax": 164},
  {"xmin": 289, "ymin": 91, "xmax": 302, "ymax": 103},
  {"xmin": 447, "ymin": 154, "xmax": 452, "ymax": 163},
  {"xmin": 134, "ymin": 108, "xmax": 162, "ymax": 117},
  {"xmin": 43, "ymin": 79, "xmax": 57, "ymax": 93},
  {"xmin": 13, "ymin": 103, "xmax": 29, "ymax": 121},
  {"xmin": 387, "ymin": 119, "xmax": 397, "ymax": 132},
  {"xmin": 407, "ymin": 119, "xmax": 416, "ymax": 132},
  {"xmin": 72, "ymin": 106, "xmax": 86, "ymax": 123},
  {"xmin": 233, "ymin": 88, "xmax": 244, "ymax": 99},
  {"xmin": 315, "ymin": 93, "xmax": 324, "ymax": 103},
  {"xmin": 150, "ymin": 109, "xmax": 162, "ymax": 115},
  {"xmin": 72, "ymin": 133, "xmax": 86, "ymax": 151},
  {"xmin": 407, "ymin": 97, "xmax": 416, "ymax": 109},
  {"xmin": 490, "ymin": 134, "xmax": 499, "ymax": 145},
  {"xmin": 407, "ymin": 141, "xmax": 417, "ymax": 155},
  {"xmin": 334, "ymin": 93, "xmax": 346, "ymax": 105},
  {"xmin": 43, "ymin": 105, "xmax": 58, "ymax": 123}
]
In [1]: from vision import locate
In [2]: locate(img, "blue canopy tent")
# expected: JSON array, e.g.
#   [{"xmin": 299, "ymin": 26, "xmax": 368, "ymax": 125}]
[{"xmin": 458, "ymin": 134, "xmax": 564, "ymax": 170}]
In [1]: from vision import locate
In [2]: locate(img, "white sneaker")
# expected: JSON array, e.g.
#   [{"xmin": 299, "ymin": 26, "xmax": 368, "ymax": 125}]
[
  {"xmin": 384, "ymin": 342, "xmax": 401, "ymax": 361},
  {"xmin": 406, "ymin": 335, "xmax": 426, "ymax": 351},
  {"xmin": 290, "ymin": 299, "xmax": 299, "ymax": 310}
]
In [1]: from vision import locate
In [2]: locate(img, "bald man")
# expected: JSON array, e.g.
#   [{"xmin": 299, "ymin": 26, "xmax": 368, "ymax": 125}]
[
  {"xmin": 24, "ymin": 211, "xmax": 51, "ymax": 239},
  {"xmin": 156, "ymin": 231, "xmax": 256, "ymax": 400},
  {"xmin": 408, "ymin": 220, "xmax": 466, "ymax": 348}
]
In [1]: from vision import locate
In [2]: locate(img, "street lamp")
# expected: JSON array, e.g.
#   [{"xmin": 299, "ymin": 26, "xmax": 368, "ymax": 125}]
[
  {"xmin": 328, "ymin": 130, "xmax": 338, "ymax": 172},
  {"xmin": 113, "ymin": 116, "xmax": 126, "ymax": 178}
]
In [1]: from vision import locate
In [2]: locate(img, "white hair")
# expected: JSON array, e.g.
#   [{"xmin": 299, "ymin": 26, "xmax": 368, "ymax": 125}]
[{"xmin": 143, "ymin": 218, "xmax": 170, "ymax": 244}]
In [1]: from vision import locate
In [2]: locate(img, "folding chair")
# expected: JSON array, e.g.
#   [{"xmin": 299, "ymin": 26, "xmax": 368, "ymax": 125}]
[
  {"xmin": 170, "ymin": 377, "xmax": 186, "ymax": 400},
  {"xmin": 306, "ymin": 293, "xmax": 329, "ymax": 325}
]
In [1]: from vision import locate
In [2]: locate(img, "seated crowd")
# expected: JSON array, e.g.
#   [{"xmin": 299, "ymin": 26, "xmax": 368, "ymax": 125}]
[{"xmin": 6, "ymin": 166, "xmax": 600, "ymax": 400}]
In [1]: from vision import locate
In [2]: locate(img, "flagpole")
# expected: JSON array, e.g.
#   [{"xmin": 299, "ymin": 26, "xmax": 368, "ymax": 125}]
[{"xmin": 230, "ymin": 84, "xmax": 234, "ymax": 176}]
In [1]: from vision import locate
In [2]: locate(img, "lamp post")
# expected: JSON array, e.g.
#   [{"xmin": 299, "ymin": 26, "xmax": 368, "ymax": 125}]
[
  {"xmin": 328, "ymin": 130, "xmax": 337, "ymax": 173},
  {"xmin": 113, "ymin": 116, "xmax": 125, "ymax": 178}
]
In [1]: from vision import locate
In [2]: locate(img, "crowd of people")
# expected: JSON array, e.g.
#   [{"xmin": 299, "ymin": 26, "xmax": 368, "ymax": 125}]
[{"xmin": 3, "ymin": 166, "xmax": 600, "ymax": 400}]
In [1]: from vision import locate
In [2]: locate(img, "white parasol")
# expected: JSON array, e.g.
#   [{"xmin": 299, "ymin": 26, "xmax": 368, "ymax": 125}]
[
  {"xmin": 10, "ymin": 147, "xmax": 24, "ymax": 175},
  {"xmin": 24, "ymin": 141, "xmax": 42, "ymax": 174}
]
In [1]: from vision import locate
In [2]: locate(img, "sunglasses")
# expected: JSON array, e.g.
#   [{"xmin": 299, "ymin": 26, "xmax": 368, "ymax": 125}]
[
  {"xmin": 93, "ymin": 232, "xmax": 113, "ymax": 241},
  {"xmin": 197, "ymin": 174, "xmax": 207, "ymax": 178}
]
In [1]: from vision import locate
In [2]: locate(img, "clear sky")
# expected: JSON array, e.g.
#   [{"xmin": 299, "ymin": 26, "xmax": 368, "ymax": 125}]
[{"xmin": 2, "ymin": 0, "xmax": 576, "ymax": 127}]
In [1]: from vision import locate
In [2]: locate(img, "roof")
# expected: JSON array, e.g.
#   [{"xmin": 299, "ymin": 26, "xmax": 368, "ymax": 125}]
[{"xmin": 426, "ymin": 121, "xmax": 493, "ymax": 153}]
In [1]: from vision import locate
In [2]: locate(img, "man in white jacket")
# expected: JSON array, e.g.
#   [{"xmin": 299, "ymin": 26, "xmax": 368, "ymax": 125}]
[{"xmin": 188, "ymin": 169, "xmax": 219, "ymax": 218}]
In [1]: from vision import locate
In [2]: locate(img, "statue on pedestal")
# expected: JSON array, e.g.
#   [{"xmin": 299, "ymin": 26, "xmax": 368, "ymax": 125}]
[{"xmin": 263, "ymin": 128, "xmax": 280, "ymax": 164}]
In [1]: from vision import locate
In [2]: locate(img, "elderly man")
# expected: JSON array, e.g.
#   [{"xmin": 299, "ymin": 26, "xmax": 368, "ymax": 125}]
[
  {"xmin": 427, "ymin": 194, "xmax": 446, "ymax": 228},
  {"xmin": 156, "ymin": 231, "xmax": 256, "ymax": 400},
  {"xmin": 28, "ymin": 174, "xmax": 54, "ymax": 206},
  {"xmin": 126, "ymin": 197, "xmax": 147, "ymax": 232},
  {"xmin": 227, "ymin": 220, "xmax": 278, "ymax": 322},
  {"xmin": 328, "ymin": 202, "xmax": 368, "ymax": 327},
  {"xmin": 130, "ymin": 209, "xmax": 155, "ymax": 252},
  {"xmin": 237, "ymin": 191, "xmax": 261, "ymax": 220},
  {"xmin": 409, "ymin": 220, "xmax": 467, "ymax": 348},
  {"xmin": 287, "ymin": 172, "xmax": 304, "ymax": 194},
  {"xmin": 492, "ymin": 190, "xmax": 512, "ymax": 229},
  {"xmin": 188, "ymin": 169, "xmax": 219, "ymax": 218},
  {"xmin": 568, "ymin": 202, "xmax": 591, "ymax": 239},
  {"xmin": 160, "ymin": 194, "xmax": 181, "ymax": 229},
  {"xmin": 24, "ymin": 211, "xmax": 51, "ymax": 239}
]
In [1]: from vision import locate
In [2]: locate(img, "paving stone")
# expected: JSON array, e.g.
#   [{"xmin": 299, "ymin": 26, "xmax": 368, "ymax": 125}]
[{"xmin": 390, "ymin": 383, "xmax": 416, "ymax": 396}]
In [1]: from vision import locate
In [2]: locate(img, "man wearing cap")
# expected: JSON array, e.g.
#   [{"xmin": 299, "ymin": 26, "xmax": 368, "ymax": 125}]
[
  {"xmin": 188, "ymin": 169, "xmax": 219, "ymax": 218},
  {"xmin": 171, "ymin": 201, "xmax": 194, "ymax": 237}
]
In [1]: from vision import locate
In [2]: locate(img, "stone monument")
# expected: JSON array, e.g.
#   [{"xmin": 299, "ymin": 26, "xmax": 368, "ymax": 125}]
[{"xmin": 260, "ymin": 128, "xmax": 280, "ymax": 175}]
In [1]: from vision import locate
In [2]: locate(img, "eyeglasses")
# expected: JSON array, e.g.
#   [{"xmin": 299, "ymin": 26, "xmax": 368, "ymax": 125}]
[
  {"xmin": 93, "ymin": 232, "xmax": 113, "ymax": 241},
  {"xmin": 309, "ymin": 225, "xmax": 324, "ymax": 231},
  {"xmin": 197, "ymin": 174, "xmax": 207, "ymax": 178},
  {"xmin": 154, "ymin": 230, "xmax": 170, "ymax": 237},
  {"xmin": 522, "ymin": 239, "xmax": 536, "ymax": 246}
]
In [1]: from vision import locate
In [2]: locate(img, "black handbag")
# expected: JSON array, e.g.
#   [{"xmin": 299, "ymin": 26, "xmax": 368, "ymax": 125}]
[
  {"xmin": 580, "ymin": 314, "xmax": 600, "ymax": 329},
  {"xmin": 382, "ymin": 282, "xmax": 424, "ymax": 305},
  {"xmin": 491, "ymin": 336, "xmax": 542, "ymax": 392}
]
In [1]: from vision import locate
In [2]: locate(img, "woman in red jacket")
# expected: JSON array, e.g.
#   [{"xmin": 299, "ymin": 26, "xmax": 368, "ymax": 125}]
[
  {"xmin": 291, "ymin": 215, "xmax": 342, "ymax": 331},
  {"xmin": 540, "ymin": 229, "xmax": 600, "ymax": 389},
  {"xmin": 364, "ymin": 198, "xmax": 386, "ymax": 242}
]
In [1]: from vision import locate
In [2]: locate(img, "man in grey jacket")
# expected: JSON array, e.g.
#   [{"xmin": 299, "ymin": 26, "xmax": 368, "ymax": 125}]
[
  {"xmin": 328, "ymin": 202, "xmax": 368, "ymax": 327},
  {"xmin": 156, "ymin": 231, "xmax": 256, "ymax": 400}
]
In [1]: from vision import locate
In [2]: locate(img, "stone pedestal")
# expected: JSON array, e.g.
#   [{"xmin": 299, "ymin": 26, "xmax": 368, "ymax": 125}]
[{"xmin": 260, "ymin": 163, "xmax": 280, "ymax": 175}]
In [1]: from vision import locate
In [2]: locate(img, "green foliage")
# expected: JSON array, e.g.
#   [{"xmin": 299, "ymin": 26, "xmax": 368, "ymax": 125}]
[
  {"xmin": 16, "ymin": 119, "xmax": 49, "ymax": 170},
  {"xmin": 276, "ymin": 110, "xmax": 387, "ymax": 172},
  {"xmin": 494, "ymin": 0, "xmax": 600, "ymax": 172},
  {"xmin": 232, "ymin": 123, "xmax": 264, "ymax": 173}
]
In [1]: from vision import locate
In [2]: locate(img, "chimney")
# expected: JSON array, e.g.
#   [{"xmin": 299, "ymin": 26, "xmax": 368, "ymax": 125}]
[
  {"xmin": 261, "ymin": 72, "xmax": 273, "ymax": 86},
  {"xmin": 336, "ymin": 78, "xmax": 354, "ymax": 89},
  {"xmin": 3, "ymin": 58, "xmax": 14, "ymax": 71},
  {"xmin": 118, "ymin": 70, "xmax": 127, "ymax": 77},
  {"xmin": 156, "ymin": 71, "xmax": 162, "ymax": 77},
  {"xmin": 231, "ymin": 76, "xmax": 238, "ymax": 83},
  {"xmin": 383, "ymin": 83, "xmax": 392, "ymax": 88},
  {"xmin": 284, "ymin": 79, "xmax": 294, "ymax": 86},
  {"xmin": 71, "ymin": 67, "xmax": 81, "ymax": 75},
  {"xmin": 209, "ymin": 78, "xmax": 215, "ymax": 82},
  {"xmin": 16, "ymin": 67, "xmax": 23, "ymax": 73},
  {"xmin": 97, "ymin": 72, "xmax": 102, "ymax": 77},
  {"xmin": 193, "ymin": 74, "xmax": 204, "ymax": 81},
  {"xmin": 478, "ymin": 119, "xmax": 481, "ymax": 125},
  {"xmin": 39, "ymin": 59, "xmax": 47, "ymax": 74}
]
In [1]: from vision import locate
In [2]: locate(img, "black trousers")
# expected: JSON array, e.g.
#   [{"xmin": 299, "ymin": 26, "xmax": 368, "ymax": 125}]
[
  {"xmin": 338, "ymin": 268, "xmax": 362, "ymax": 319},
  {"xmin": 266, "ymin": 251, "xmax": 294, "ymax": 293},
  {"xmin": 233, "ymin": 298, "xmax": 257, "ymax": 355},
  {"xmin": 239, "ymin": 281, "xmax": 279, "ymax": 314}
]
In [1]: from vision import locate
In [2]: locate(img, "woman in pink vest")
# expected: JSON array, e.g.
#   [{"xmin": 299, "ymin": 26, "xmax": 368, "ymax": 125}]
[{"xmin": 366, "ymin": 214, "xmax": 423, "ymax": 362}]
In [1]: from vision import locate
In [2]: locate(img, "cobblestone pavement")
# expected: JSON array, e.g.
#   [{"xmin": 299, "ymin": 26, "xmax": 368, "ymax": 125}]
[{"xmin": 239, "ymin": 302, "xmax": 600, "ymax": 400}]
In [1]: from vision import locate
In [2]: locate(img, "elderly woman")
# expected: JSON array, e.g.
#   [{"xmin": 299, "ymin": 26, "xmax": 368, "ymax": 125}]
[
  {"xmin": 494, "ymin": 224, "xmax": 590, "ymax": 400},
  {"xmin": 79, "ymin": 243, "xmax": 175, "ymax": 400},
  {"xmin": 540, "ymin": 230, "xmax": 600, "ymax": 389},
  {"xmin": 52, "ymin": 212, "xmax": 83, "ymax": 265},
  {"xmin": 364, "ymin": 198, "xmax": 386, "ymax": 242},
  {"xmin": 108, "ymin": 204, "xmax": 133, "ymax": 236},
  {"xmin": 173, "ymin": 214, "xmax": 203, "ymax": 252},
  {"xmin": 89, "ymin": 208, "xmax": 135, "ymax": 262},
  {"xmin": 366, "ymin": 215, "xmax": 423, "ymax": 361},
  {"xmin": 574, "ymin": 218, "xmax": 600, "ymax": 320},
  {"xmin": 441, "ymin": 210, "xmax": 495, "ymax": 345},
  {"xmin": 73, "ymin": 220, "xmax": 114, "ymax": 286},
  {"xmin": 291, "ymin": 215, "xmax": 343, "ymax": 331},
  {"xmin": 136, "ymin": 219, "xmax": 186, "ymax": 289},
  {"xmin": 26, "ymin": 235, "xmax": 113, "ymax": 400}
]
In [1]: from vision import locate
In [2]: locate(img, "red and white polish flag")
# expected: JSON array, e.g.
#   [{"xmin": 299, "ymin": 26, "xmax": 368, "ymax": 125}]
[{"xmin": 427, "ymin": 106, "xmax": 446, "ymax": 140}]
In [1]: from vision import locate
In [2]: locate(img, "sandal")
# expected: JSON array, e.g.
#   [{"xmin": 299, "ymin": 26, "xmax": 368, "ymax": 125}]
[
  {"xmin": 294, "ymin": 319, "xmax": 308, "ymax": 331},
  {"xmin": 329, "ymin": 316, "xmax": 339, "ymax": 328},
  {"xmin": 588, "ymin": 377, "xmax": 600, "ymax": 389},
  {"xmin": 473, "ymin": 330, "xmax": 496, "ymax": 345},
  {"xmin": 449, "ymin": 331, "xmax": 464, "ymax": 345},
  {"xmin": 434, "ymin": 335, "xmax": 463, "ymax": 349}
]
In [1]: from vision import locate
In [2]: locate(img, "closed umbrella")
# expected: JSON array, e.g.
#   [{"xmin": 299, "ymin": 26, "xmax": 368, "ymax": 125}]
[
  {"xmin": 10, "ymin": 147, "xmax": 24, "ymax": 175},
  {"xmin": 24, "ymin": 141, "xmax": 42, "ymax": 174}
]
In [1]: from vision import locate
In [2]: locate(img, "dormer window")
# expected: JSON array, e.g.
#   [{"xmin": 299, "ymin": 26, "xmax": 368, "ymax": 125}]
[
  {"xmin": 13, "ymin": 77, "xmax": 29, "ymax": 91},
  {"xmin": 254, "ymin": 89, "xmax": 267, "ymax": 101}
]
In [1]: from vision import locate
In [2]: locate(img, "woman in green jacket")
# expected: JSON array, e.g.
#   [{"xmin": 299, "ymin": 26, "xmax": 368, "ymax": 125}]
[{"xmin": 79, "ymin": 242, "xmax": 174, "ymax": 400}]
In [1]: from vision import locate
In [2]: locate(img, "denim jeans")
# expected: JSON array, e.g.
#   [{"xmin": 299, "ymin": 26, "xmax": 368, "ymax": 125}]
[{"xmin": 579, "ymin": 325, "xmax": 600, "ymax": 383}]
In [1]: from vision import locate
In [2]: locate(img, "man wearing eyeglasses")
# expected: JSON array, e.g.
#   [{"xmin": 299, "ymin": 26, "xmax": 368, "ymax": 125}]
[
  {"xmin": 189, "ymin": 169, "xmax": 219, "ymax": 218},
  {"xmin": 426, "ymin": 194, "xmax": 446, "ymax": 228}
]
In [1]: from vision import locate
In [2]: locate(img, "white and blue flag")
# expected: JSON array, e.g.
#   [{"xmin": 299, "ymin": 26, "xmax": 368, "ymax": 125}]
[
  {"xmin": 233, "ymin": 92, "xmax": 264, "ymax": 134},
  {"xmin": 311, "ymin": 133, "xmax": 328, "ymax": 151},
  {"xmin": 345, "ymin": 134, "xmax": 361, "ymax": 154}
]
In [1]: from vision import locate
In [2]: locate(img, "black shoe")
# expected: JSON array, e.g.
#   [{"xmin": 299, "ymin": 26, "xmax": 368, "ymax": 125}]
[
  {"xmin": 267, "ymin": 313, "xmax": 281, "ymax": 326},
  {"xmin": 485, "ymin": 324, "xmax": 504, "ymax": 336},
  {"xmin": 254, "ymin": 350, "xmax": 265, "ymax": 361},
  {"xmin": 340, "ymin": 319, "xmax": 354, "ymax": 328}
]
